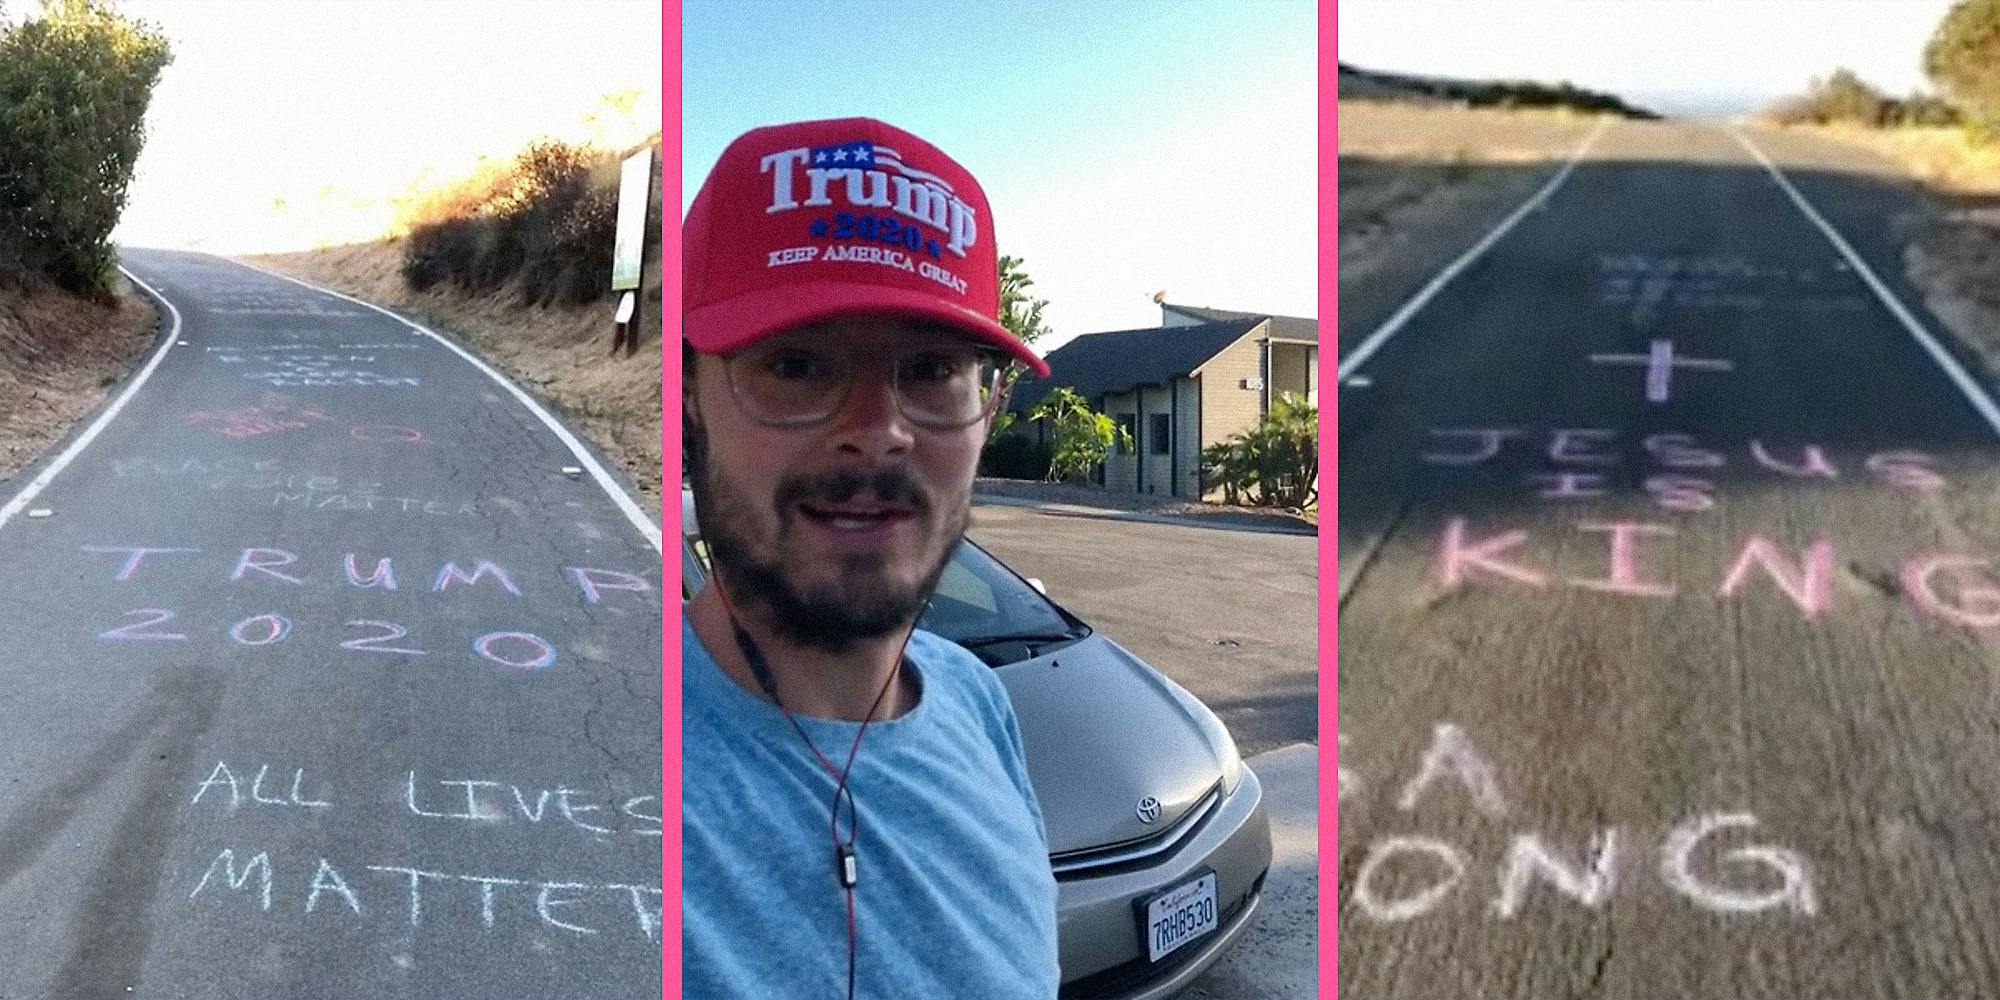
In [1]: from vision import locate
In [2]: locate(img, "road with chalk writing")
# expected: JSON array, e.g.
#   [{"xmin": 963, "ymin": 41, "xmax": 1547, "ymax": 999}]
[
  {"xmin": 1338, "ymin": 121, "xmax": 2000, "ymax": 998},
  {"xmin": 0, "ymin": 250, "xmax": 662, "ymax": 999}
]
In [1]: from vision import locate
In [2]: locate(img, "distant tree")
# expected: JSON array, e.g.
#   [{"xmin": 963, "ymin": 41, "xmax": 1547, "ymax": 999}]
[
  {"xmin": 997, "ymin": 254, "xmax": 1050, "ymax": 347},
  {"xmin": 0, "ymin": 0, "xmax": 172, "ymax": 294},
  {"xmin": 1763, "ymin": 68, "xmax": 1934, "ymax": 128},
  {"xmin": 986, "ymin": 253, "xmax": 1050, "ymax": 441},
  {"xmin": 1925, "ymin": 0, "xmax": 2000, "ymax": 140}
]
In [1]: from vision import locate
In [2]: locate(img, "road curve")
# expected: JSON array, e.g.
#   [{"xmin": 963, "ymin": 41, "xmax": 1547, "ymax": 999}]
[{"xmin": 0, "ymin": 249, "xmax": 663, "ymax": 1000}]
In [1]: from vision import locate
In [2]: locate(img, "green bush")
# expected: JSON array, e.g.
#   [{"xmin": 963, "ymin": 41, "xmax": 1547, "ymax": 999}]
[
  {"xmin": 1200, "ymin": 393, "xmax": 1317, "ymax": 509},
  {"xmin": 980, "ymin": 433, "xmax": 1053, "ymax": 481},
  {"xmin": 0, "ymin": 0, "xmax": 172, "ymax": 295}
]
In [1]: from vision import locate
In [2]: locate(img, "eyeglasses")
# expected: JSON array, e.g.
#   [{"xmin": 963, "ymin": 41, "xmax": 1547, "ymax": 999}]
[{"xmin": 724, "ymin": 339, "xmax": 1008, "ymax": 429}]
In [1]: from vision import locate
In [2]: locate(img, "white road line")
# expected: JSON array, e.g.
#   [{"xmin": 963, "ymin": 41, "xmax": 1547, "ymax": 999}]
[
  {"xmin": 1337, "ymin": 118, "xmax": 1613, "ymax": 384},
  {"xmin": 0, "ymin": 266, "xmax": 183, "ymax": 533},
  {"xmin": 1730, "ymin": 127, "xmax": 2000, "ymax": 440},
  {"xmin": 235, "ymin": 259, "xmax": 664, "ymax": 552}
]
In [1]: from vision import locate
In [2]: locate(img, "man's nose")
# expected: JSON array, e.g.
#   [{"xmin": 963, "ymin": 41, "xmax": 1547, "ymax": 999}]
[{"xmin": 827, "ymin": 365, "xmax": 916, "ymax": 459}]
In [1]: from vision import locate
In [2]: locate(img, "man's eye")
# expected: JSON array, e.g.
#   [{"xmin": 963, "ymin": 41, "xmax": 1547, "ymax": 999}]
[
  {"xmin": 764, "ymin": 352, "xmax": 826, "ymax": 379},
  {"xmin": 903, "ymin": 354, "xmax": 968, "ymax": 382}
]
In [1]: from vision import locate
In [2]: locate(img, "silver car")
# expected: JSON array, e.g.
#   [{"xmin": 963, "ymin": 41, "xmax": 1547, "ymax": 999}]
[{"xmin": 681, "ymin": 489, "xmax": 1272, "ymax": 999}]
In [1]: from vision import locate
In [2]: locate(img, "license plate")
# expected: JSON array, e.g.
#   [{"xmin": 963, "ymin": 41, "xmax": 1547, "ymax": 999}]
[{"xmin": 1143, "ymin": 871, "xmax": 1218, "ymax": 962}]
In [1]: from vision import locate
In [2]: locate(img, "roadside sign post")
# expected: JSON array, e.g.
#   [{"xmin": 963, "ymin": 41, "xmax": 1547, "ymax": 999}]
[{"xmin": 609, "ymin": 145, "xmax": 656, "ymax": 356}]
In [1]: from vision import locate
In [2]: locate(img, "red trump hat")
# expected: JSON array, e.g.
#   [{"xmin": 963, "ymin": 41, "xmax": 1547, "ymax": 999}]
[{"xmin": 683, "ymin": 117, "xmax": 1049, "ymax": 377}]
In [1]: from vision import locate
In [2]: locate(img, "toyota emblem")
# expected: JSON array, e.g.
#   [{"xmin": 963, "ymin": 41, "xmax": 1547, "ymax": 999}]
[{"xmin": 1136, "ymin": 796, "xmax": 1162, "ymax": 824}]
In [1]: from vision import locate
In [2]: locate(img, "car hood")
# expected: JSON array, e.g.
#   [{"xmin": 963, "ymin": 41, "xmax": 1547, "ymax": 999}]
[{"xmin": 993, "ymin": 633, "xmax": 1227, "ymax": 857}]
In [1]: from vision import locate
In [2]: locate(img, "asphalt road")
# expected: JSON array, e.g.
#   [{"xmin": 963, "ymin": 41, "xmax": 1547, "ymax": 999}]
[
  {"xmin": 968, "ymin": 503, "xmax": 1317, "ymax": 759},
  {"xmin": 0, "ymin": 250, "xmax": 663, "ymax": 1000},
  {"xmin": 1338, "ymin": 120, "xmax": 2000, "ymax": 999}
]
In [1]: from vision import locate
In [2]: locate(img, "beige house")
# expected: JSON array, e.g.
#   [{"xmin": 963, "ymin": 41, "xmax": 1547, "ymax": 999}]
[{"xmin": 1006, "ymin": 303, "xmax": 1318, "ymax": 499}]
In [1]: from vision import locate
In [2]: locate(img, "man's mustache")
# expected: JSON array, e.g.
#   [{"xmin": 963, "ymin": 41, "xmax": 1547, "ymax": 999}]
[{"xmin": 773, "ymin": 467, "xmax": 931, "ymax": 516}]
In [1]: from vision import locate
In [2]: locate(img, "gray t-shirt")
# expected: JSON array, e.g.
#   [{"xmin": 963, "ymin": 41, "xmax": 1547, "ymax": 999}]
[{"xmin": 681, "ymin": 609, "xmax": 1060, "ymax": 1000}]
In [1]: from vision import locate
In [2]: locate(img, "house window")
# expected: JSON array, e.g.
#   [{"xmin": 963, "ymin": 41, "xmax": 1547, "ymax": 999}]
[
  {"xmin": 1149, "ymin": 413, "xmax": 1170, "ymax": 455},
  {"xmin": 1115, "ymin": 414, "xmax": 1136, "ymax": 455}
]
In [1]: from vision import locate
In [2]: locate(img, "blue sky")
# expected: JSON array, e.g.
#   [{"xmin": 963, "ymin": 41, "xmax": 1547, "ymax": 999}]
[
  {"xmin": 682, "ymin": 0, "xmax": 1319, "ymax": 353},
  {"xmin": 1339, "ymin": 0, "xmax": 1959, "ymax": 117}
]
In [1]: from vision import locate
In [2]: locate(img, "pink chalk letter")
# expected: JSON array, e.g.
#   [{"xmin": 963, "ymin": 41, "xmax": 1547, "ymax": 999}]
[
  {"xmin": 1571, "ymin": 522, "xmax": 1677, "ymax": 597},
  {"xmin": 1865, "ymin": 451, "xmax": 1948, "ymax": 494},
  {"xmin": 1437, "ymin": 518, "xmax": 1548, "ymax": 590},
  {"xmin": 232, "ymin": 548, "xmax": 304, "ymax": 585},
  {"xmin": 1643, "ymin": 433, "xmax": 1724, "ymax": 469},
  {"xmin": 432, "ymin": 561, "xmax": 522, "ymax": 597},
  {"xmin": 1422, "ymin": 428, "xmax": 1520, "ymax": 467},
  {"xmin": 82, "ymin": 545, "xmax": 200, "ymax": 582},
  {"xmin": 1533, "ymin": 472, "xmax": 1608, "ymax": 500},
  {"xmin": 1903, "ymin": 555, "xmax": 2000, "ymax": 629},
  {"xmin": 1749, "ymin": 441, "xmax": 1838, "ymax": 480},
  {"xmin": 1717, "ymin": 536, "xmax": 1835, "ymax": 619},
  {"xmin": 343, "ymin": 555, "xmax": 397, "ymax": 590},
  {"xmin": 1644, "ymin": 475, "xmax": 1716, "ymax": 512},
  {"xmin": 567, "ymin": 567, "xmax": 654, "ymax": 605},
  {"xmin": 1548, "ymin": 429, "xmax": 1618, "ymax": 466}
]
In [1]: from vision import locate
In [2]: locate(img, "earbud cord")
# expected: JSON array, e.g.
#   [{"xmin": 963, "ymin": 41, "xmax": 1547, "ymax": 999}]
[{"xmin": 711, "ymin": 577, "xmax": 907, "ymax": 1000}]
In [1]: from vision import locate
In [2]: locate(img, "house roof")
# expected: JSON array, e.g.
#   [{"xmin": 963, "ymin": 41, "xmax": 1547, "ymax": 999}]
[
  {"xmin": 1161, "ymin": 303, "xmax": 1319, "ymax": 345},
  {"xmin": 1007, "ymin": 317, "xmax": 1265, "ymax": 413}
]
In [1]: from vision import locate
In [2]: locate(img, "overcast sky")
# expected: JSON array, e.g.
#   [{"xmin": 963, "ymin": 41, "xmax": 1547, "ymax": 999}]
[{"xmin": 1338, "ymin": 0, "xmax": 1959, "ymax": 116}]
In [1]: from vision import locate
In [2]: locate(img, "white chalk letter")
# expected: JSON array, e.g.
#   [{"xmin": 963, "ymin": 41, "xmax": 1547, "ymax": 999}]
[
  {"xmin": 1492, "ymin": 829, "xmax": 1622, "ymax": 918},
  {"xmin": 1353, "ymin": 836, "xmax": 1467, "ymax": 922},
  {"xmin": 189, "ymin": 849, "xmax": 273, "ymax": 911},
  {"xmin": 306, "ymin": 859, "xmax": 362, "ymax": 915},
  {"xmin": 1661, "ymin": 813, "xmax": 1818, "ymax": 916},
  {"xmin": 191, "ymin": 762, "xmax": 241, "ymax": 808},
  {"xmin": 1397, "ymin": 723, "xmax": 1509, "ymax": 818}
]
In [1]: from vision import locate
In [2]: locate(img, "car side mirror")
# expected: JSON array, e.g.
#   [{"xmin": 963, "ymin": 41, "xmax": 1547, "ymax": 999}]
[{"xmin": 1027, "ymin": 577, "xmax": 1047, "ymax": 596}]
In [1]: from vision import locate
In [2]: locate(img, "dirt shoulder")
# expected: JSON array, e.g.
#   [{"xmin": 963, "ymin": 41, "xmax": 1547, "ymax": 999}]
[
  {"xmin": 1336, "ymin": 99, "xmax": 1606, "ymax": 350},
  {"xmin": 243, "ymin": 240, "xmax": 663, "ymax": 518},
  {"xmin": 0, "ymin": 278, "xmax": 159, "ymax": 485},
  {"xmin": 1773, "ymin": 124, "xmax": 2000, "ymax": 385}
]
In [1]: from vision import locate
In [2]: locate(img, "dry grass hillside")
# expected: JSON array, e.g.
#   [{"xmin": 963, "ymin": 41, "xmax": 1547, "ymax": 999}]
[
  {"xmin": 245, "ymin": 145, "xmax": 664, "ymax": 517},
  {"xmin": 0, "ymin": 278, "xmax": 157, "ymax": 484}
]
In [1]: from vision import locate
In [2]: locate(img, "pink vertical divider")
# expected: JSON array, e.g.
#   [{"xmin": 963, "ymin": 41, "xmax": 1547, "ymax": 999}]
[
  {"xmin": 1319, "ymin": 3, "xmax": 1338, "ymax": 998},
  {"xmin": 662, "ymin": 1, "xmax": 683, "ymax": 997}
]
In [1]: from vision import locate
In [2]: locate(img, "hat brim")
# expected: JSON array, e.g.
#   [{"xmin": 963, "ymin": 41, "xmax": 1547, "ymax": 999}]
[{"xmin": 685, "ymin": 281, "xmax": 1051, "ymax": 379}]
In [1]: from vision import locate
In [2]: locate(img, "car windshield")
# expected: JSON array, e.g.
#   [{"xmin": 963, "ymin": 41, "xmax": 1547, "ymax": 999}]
[
  {"xmin": 923, "ymin": 539, "xmax": 1077, "ymax": 645},
  {"xmin": 682, "ymin": 530, "xmax": 1081, "ymax": 657}
]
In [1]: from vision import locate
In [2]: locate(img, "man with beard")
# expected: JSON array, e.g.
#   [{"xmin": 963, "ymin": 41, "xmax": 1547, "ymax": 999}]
[{"xmin": 680, "ymin": 118, "xmax": 1060, "ymax": 1000}]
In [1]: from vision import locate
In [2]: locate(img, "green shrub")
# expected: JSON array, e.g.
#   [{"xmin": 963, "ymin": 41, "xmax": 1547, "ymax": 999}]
[
  {"xmin": 1201, "ymin": 393, "xmax": 1317, "ymax": 508},
  {"xmin": 0, "ymin": 0, "xmax": 172, "ymax": 295},
  {"xmin": 980, "ymin": 433, "xmax": 1053, "ymax": 481}
]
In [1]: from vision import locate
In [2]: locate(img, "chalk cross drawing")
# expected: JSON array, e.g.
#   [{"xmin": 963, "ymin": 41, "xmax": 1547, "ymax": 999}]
[{"xmin": 1589, "ymin": 340, "xmax": 1734, "ymax": 404}]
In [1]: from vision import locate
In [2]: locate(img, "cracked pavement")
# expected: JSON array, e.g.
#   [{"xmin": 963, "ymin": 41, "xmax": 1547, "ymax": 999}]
[{"xmin": 0, "ymin": 250, "xmax": 663, "ymax": 999}]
